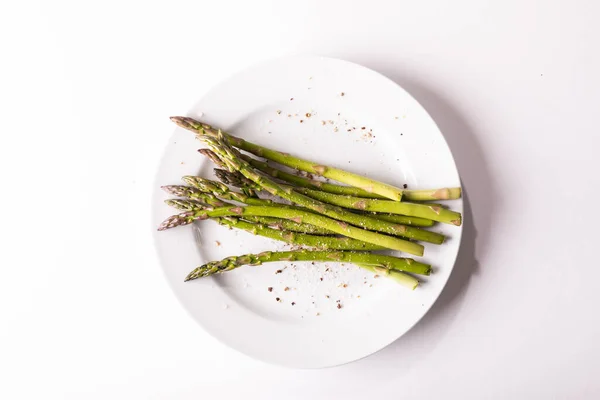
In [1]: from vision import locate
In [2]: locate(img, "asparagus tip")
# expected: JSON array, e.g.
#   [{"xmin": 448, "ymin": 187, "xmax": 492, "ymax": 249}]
[
  {"xmin": 169, "ymin": 115, "xmax": 185, "ymax": 125},
  {"xmin": 157, "ymin": 212, "xmax": 194, "ymax": 231},
  {"xmin": 185, "ymin": 268, "xmax": 203, "ymax": 281},
  {"xmin": 170, "ymin": 116, "xmax": 196, "ymax": 131}
]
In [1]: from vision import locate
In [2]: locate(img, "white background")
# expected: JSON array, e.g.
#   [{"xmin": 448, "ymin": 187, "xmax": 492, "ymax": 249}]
[{"xmin": 1, "ymin": 1, "xmax": 599, "ymax": 398}]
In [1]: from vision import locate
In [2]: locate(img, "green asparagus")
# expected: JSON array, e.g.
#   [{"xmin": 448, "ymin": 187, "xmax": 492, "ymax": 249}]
[
  {"xmin": 166, "ymin": 199, "xmax": 378, "ymax": 250},
  {"xmin": 157, "ymin": 205, "xmax": 425, "ymax": 256},
  {"xmin": 238, "ymin": 153, "xmax": 460, "ymax": 201},
  {"xmin": 184, "ymin": 250, "xmax": 430, "ymax": 282},
  {"xmin": 214, "ymin": 168, "xmax": 437, "ymax": 227},
  {"xmin": 163, "ymin": 189, "xmax": 332, "ymax": 235},
  {"xmin": 297, "ymin": 189, "xmax": 462, "ymax": 225},
  {"xmin": 171, "ymin": 116, "xmax": 406, "ymax": 200},
  {"xmin": 212, "ymin": 169, "xmax": 459, "ymax": 225},
  {"xmin": 182, "ymin": 176, "xmax": 444, "ymax": 244}
]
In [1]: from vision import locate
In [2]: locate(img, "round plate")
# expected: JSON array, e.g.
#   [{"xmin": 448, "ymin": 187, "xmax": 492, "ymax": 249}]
[{"xmin": 152, "ymin": 56, "xmax": 462, "ymax": 368}]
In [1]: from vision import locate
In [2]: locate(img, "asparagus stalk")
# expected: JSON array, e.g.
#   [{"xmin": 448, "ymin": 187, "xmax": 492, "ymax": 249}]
[
  {"xmin": 162, "ymin": 185, "xmax": 228, "ymax": 206},
  {"xmin": 214, "ymin": 169, "xmax": 436, "ymax": 227},
  {"xmin": 242, "ymin": 216, "xmax": 333, "ymax": 235},
  {"xmin": 196, "ymin": 139, "xmax": 444, "ymax": 246},
  {"xmin": 196, "ymin": 152, "xmax": 259, "ymax": 197},
  {"xmin": 237, "ymin": 154, "xmax": 461, "ymax": 201},
  {"xmin": 157, "ymin": 205, "xmax": 425, "ymax": 256},
  {"xmin": 362, "ymin": 212, "xmax": 435, "ymax": 227},
  {"xmin": 360, "ymin": 265, "xmax": 420, "ymax": 289},
  {"xmin": 167, "ymin": 199, "xmax": 383, "ymax": 250},
  {"xmin": 170, "ymin": 180, "xmax": 339, "ymax": 226},
  {"xmin": 163, "ymin": 188, "xmax": 332, "ymax": 235},
  {"xmin": 164, "ymin": 182, "xmax": 273, "ymax": 207},
  {"xmin": 183, "ymin": 175, "xmax": 444, "ymax": 244},
  {"xmin": 238, "ymin": 154, "xmax": 387, "ymax": 198},
  {"xmin": 211, "ymin": 168, "xmax": 458, "ymax": 225},
  {"xmin": 297, "ymin": 189, "xmax": 462, "ymax": 226},
  {"xmin": 215, "ymin": 218, "xmax": 385, "ymax": 251},
  {"xmin": 184, "ymin": 250, "xmax": 430, "ymax": 282},
  {"xmin": 211, "ymin": 169, "xmax": 458, "ymax": 225},
  {"xmin": 171, "ymin": 116, "xmax": 405, "ymax": 200},
  {"xmin": 198, "ymin": 148, "xmax": 226, "ymax": 168},
  {"xmin": 403, "ymin": 188, "xmax": 462, "ymax": 201}
]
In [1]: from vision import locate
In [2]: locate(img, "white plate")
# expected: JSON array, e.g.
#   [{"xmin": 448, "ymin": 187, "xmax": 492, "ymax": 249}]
[{"xmin": 152, "ymin": 56, "xmax": 462, "ymax": 368}]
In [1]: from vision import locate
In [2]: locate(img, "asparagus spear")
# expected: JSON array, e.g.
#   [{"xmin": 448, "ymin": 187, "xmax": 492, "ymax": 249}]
[
  {"xmin": 164, "ymin": 182, "xmax": 274, "ymax": 207},
  {"xmin": 242, "ymin": 216, "xmax": 333, "ymax": 235},
  {"xmin": 157, "ymin": 205, "xmax": 425, "ymax": 256},
  {"xmin": 162, "ymin": 185, "xmax": 228, "ymax": 206},
  {"xmin": 164, "ymin": 188, "xmax": 333, "ymax": 235},
  {"xmin": 183, "ymin": 175, "xmax": 444, "ymax": 244},
  {"xmin": 214, "ymin": 169, "xmax": 436, "ymax": 227},
  {"xmin": 239, "ymin": 154, "xmax": 386, "ymax": 198},
  {"xmin": 184, "ymin": 250, "xmax": 430, "ymax": 283},
  {"xmin": 171, "ymin": 116, "xmax": 405, "ymax": 200},
  {"xmin": 297, "ymin": 189, "xmax": 462, "ymax": 226},
  {"xmin": 403, "ymin": 188, "xmax": 462, "ymax": 201},
  {"xmin": 165, "ymin": 182, "xmax": 335, "ymax": 227},
  {"xmin": 236, "ymin": 153, "xmax": 461, "ymax": 201},
  {"xmin": 198, "ymin": 148, "xmax": 226, "ymax": 168},
  {"xmin": 212, "ymin": 168, "xmax": 459, "ymax": 225},
  {"xmin": 200, "ymin": 134, "xmax": 442, "ymax": 245},
  {"xmin": 195, "ymin": 152, "xmax": 258, "ymax": 197},
  {"xmin": 167, "ymin": 200, "xmax": 383, "ymax": 250},
  {"xmin": 360, "ymin": 265, "xmax": 420, "ymax": 289},
  {"xmin": 362, "ymin": 212, "xmax": 435, "ymax": 227},
  {"xmin": 215, "ymin": 218, "xmax": 385, "ymax": 251}
]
